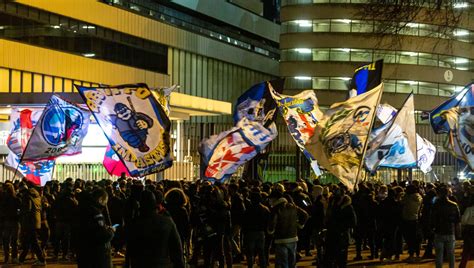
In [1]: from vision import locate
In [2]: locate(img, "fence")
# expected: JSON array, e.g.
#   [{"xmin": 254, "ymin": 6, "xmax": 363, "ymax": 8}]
[{"xmin": 0, "ymin": 159, "xmax": 194, "ymax": 182}]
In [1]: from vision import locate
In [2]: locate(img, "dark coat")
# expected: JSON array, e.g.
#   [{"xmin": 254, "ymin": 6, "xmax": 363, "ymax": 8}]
[
  {"xmin": 268, "ymin": 198, "xmax": 309, "ymax": 244},
  {"xmin": 242, "ymin": 202, "xmax": 270, "ymax": 233},
  {"xmin": 77, "ymin": 204, "xmax": 114, "ymax": 268},
  {"xmin": 326, "ymin": 195, "xmax": 357, "ymax": 247},
  {"xmin": 1, "ymin": 194, "xmax": 21, "ymax": 222},
  {"xmin": 127, "ymin": 211, "xmax": 185, "ymax": 268},
  {"xmin": 20, "ymin": 188, "xmax": 42, "ymax": 230}
]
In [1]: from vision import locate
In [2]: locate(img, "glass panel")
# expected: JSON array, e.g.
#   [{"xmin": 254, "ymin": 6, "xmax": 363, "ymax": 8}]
[
  {"xmin": 397, "ymin": 81, "xmax": 418, "ymax": 94},
  {"xmin": 418, "ymin": 53, "xmax": 438, "ymax": 67},
  {"xmin": 313, "ymin": 20, "xmax": 330, "ymax": 32},
  {"xmin": 351, "ymin": 49, "xmax": 372, "ymax": 62},
  {"xmin": 330, "ymin": 20, "xmax": 351, "ymax": 32},
  {"xmin": 0, "ymin": 68, "xmax": 9, "ymax": 93},
  {"xmin": 384, "ymin": 80, "xmax": 396, "ymax": 93},
  {"xmin": 418, "ymin": 82, "xmax": 438, "ymax": 95},
  {"xmin": 313, "ymin": 49, "xmax": 330, "ymax": 61},
  {"xmin": 330, "ymin": 49, "xmax": 350, "ymax": 61},
  {"xmin": 398, "ymin": 53, "xmax": 418, "ymax": 65},
  {"xmin": 330, "ymin": 78, "xmax": 350, "ymax": 90},
  {"xmin": 351, "ymin": 20, "xmax": 373, "ymax": 32},
  {"xmin": 439, "ymin": 84, "xmax": 455, "ymax": 96},
  {"xmin": 313, "ymin": 77, "xmax": 330, "ymax": 90}
]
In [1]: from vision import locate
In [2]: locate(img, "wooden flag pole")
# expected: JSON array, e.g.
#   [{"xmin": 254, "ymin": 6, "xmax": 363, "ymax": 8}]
[{"xmin": 354, "ymin": 84, "xmax": 384, "ymax": 190}]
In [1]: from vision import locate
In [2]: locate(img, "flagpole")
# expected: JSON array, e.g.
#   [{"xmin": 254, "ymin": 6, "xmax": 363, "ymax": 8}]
[{"xmin": 354, "ymin": 83, "xmax": 384, "ymax": 190}]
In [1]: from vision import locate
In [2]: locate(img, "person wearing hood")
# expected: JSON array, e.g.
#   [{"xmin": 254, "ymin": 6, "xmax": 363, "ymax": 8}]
[
  {"xmin": 268, "ymin": 184, "xmax": 309, "ymax": 268},
  {"xmin": 324, "ymin": 185, "xmax": 356, "ymax": 268},
  {"xmin": 127, "ymin": 190, "xmax": 184, "ymax": 268},
  {"xmin": 18, "ymin": 184, "xmax": 46, "ymax": 265},
  {"xmin": 1, "ymin": 182, "xmax": 21, "ymax": 264}
]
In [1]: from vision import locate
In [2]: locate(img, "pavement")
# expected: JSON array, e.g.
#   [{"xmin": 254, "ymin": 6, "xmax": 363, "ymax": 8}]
[{"xmin": 0, "ymin": 243, "xmax": 472, "ymax": 267}]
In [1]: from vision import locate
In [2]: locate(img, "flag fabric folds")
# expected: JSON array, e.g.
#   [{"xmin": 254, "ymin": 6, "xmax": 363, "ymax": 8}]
[
  {"xmin": 306, "ymin": 83, "xmax": 383, "ymax": 190},
  {"xmin": 430, "ymin": 83, "xmax": 474, "ymax": 134},
  {"xmin": 365, "ymin": 93, "xmax": 417, "ymax": 172},
  {"xmin": 5, "ymin": 108, "xmax": 55, "ymax": 186},
  {"xmin": 268, "ymin": 84, "xmax": 323, "ymax": 175},
  {"xmin": 22, "ymin": 95, "xmax": 91, "ymax": 161},
  {"xmin": 349, "ymin": 59, "xmax": 383, "ymax": 96},
  {"xmin": 417, "ymin": 135, "xmax": 436, "ymax": 173},
  {"xmin": 199, "ymin": 118, "xmax": 277, "ymax": 182},
  {"xmin": 442, "ymin": 106, "xmax": 474, "ymax": 169},
  {"xmin": 233, "ymin": 79, "xmax": 284, "ymax": 126},
  {"xmin": 103, "ymin": 144, "xmax": 131, "ymax": 177},
  {"xmin": 77, "ymin": 84, "xmax": 172, "ymax": 177}
]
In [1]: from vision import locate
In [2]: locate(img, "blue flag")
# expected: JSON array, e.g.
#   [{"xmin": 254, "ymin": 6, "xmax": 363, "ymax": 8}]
[
  {"xmin": 233, "ymin": 79, "xmax": 284, "ymax": 126},
  {"xmin": 22, "ymin": 95, "xmax": 91, "ymax": 161},
  {"xmin": 76, "ymin": 84, "xmax": 172, "ymax": 177},
  {"xmin": 430, "ymin": 83, "xmax": 474, "ymax": 134},
  {"xmin": 350, "ymin": 59, "xmax": 383, "ymax": 95}
]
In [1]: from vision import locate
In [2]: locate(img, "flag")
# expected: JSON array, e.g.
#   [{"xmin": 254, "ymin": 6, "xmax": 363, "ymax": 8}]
[
  {"xmin": 442, "ymin": 106, "xmax": 474, "ymax": 169},
  {"xmin": 6, "ymin": 108, "xmax": 42, "ymax": 155},
  {"xmin": 22, "ymin": 95, "xmax": 91, "ymax": 161},
  {"xmin": 376, "ymin": 103, "xmax": 397, "ymax": 125},
  {"xmin": 306, "ymin": 83, "xmax": 383, "ymax": 190},
  {"xmin": 101, "ymin": 84, "xmax": 177, "ymax": 177},
  {"xmin": 103, "ymin": 145, "xmax": 131, "ymax": 177},
  {"xmin": 349, "ymin": 59, "xmax": 383, "ymax": 96},
  {"xmin": 77, "ymin": 84, "xmax": 172, "ymax": 177},
  {"xmin": 5, "ymin": 153, "xmax": 55, "ymax": 186},
  {"xmin": 151, "ymin": 85, "xmax": 177, "ymax": 116},
  {"xmin": 365, "ymin": 93, "xmax": 417, "ymax": 172},
  {"xmin": 199, "ymin": 118, "xmax": 277, "ymax": 182},
  {"xmin": 233, "ymin": 79, "xmax": 284, "ymax": 126},
  {"xmin": 417, "ymin": 135, "xmax": 436, "ymax": 173},
  {"xmin": 268, "ymin": 84, "xmax": 323, "ymax": 175},
  {"xmin": 430, "ymin": 83, "xmax": 474, "ymax": 134},
  {"xmin": 5, "ymin": 108, "xmax": 55, "ymax": 186}
]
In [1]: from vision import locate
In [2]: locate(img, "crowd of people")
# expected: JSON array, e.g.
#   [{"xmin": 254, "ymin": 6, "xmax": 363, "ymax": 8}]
[{"xmin": 0, "ymin": 176, "xmax": 473, "ymax": 268}]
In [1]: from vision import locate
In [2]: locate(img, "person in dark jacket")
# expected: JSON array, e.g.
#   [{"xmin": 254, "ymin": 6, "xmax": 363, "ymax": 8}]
[
  {"xmin": 1, "ymin": 183, "xmax": 21, "ymax": 264},
  {"xmin": 352, "ymin": 184, "xmax": 378, "ymax": 260},
  {"xmin": 77, "ymin": 188, "xmax": 115, "ymax": 268},
  {"xmin": 431, "ymin": 185, "xmax": 461, "ymax": 268},
  {"xmin": 202, "ymin": 186, "xmax": 233, "ymax": 268},
  {"xmin": 268, "ymin": 184, "xmax": 309, "ymax": 268},
  {"xmin": 324, "ymin": 185, "xmax": 357, "ymax": 268},
  {"xmin": 242, "ymin": 189, "xmax": 270, "ymax": 268},
  {"xmin": 127, "ymin": 190, "xmax": 184, "ymax": 268},
  {"xmin": 378, "ymin": 187, "xmax": 402, "ymax": 262},
  {"xmin": 419, "ymin": 183, "xmax": 436, "ymax": 259},
  {"xmin": 53, "ymin": 186, "xmax": 78, "ymax": 260},
  {"xmin": 18, "ymin": 186, "xmax": 46, "ymax": 265},
  {"xmin": 164, "ymin": 188, "xmax": 190, "ymax": 254}
]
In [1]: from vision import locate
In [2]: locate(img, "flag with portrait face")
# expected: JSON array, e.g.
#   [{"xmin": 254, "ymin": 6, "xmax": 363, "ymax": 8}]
[
  {"xmin": 234, "ymin": 79, "xmax": 284, "ymax": 127},
  {"xmin": 22, "ymin": 95, "xmax": 91, "ymax": 161},
  {"xmin": 307, "ymin": 83, "xmax": 383, "ymax": 190},
  {"xmin": 269, "ymin": 84, "xmax": 323, "ymax": 175},
  {"xmin": 77, "ymin": 84, "xmax": 172, "ymax": 177},
  {"xmin": 199, "ymin": 118, "xmax": 277, "ymax": 182}
]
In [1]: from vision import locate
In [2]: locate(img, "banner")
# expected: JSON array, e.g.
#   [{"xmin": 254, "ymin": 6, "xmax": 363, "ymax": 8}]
[
  {"xmin": 365, "ymin": 93, "xmax": 417, "ymax": 171},
  {"xmin": 6, "ymin": 153, "xmax": 55, "ymax": 186},
  {"xmin": 269, "ymin": 84, "xmax": 323, "ymax": 175},
  {"xmin": 430, "ymin": 83, "xmax": 474, "ymax": 134},
  {"xmin": 376, "ymin": 103, "xmax": 397, "ymax": 125},
  {"xmin": 199, "ymin": 118, "xmax": 277, "ymax": 182},
  {"xmin": 77, "ymin": 84, "xmax": 172, "ymax": 177},
  {"xmin": 306, "ymin": 83, "xmax": 383, "ymax": 190},
  {"xmin": 349, "ymin": 59, "xmax": 383, "ymax": 96},
  {"xmin": 6, "ymin": 108, "xmax": 42, "ymax": 155},
  {"xmin": 234, "ymin": 79, "xmax": 284, "ymax": 126},
  {"xmin": 22, "ymin": 95, "xmax": 91, "ymax": 161},
  {"xmin": 5, "ymin": 108, "xmax": 55, "ymax": 186},
  {"xmin": 417, "ymin": 135, "xmax": 436, "ymax": 173},
  {"xmin": 442, "ymin": 106, "xmax": 474, "ymax": 169}
]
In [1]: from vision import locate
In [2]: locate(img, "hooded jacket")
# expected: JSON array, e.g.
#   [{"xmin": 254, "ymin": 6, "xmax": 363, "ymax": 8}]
[
  {"xmin": 402, "ymin": 193, "xmax": 422, "ymax": 221},
  {"xmin": 268, "ymin": 197, "xmax": 309, "ymax": 244},
  {"xmin": 20, "ymin": 188, "xmax": 42, "ymax": 230}
]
